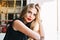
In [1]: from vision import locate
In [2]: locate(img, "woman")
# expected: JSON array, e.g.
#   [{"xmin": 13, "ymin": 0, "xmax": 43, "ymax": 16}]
[
  {"xmin": 3, "ymin": 3, "xmax": 44, "ymax": 40},
  {"xmin": 27, "ymin": 3, "xmax": 44, "ymax": 40}
]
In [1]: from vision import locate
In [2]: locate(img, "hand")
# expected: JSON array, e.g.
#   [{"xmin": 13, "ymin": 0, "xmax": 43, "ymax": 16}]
[{"xmin": 40, "ymin": 37, "xmax": 44, "ymax": 40}]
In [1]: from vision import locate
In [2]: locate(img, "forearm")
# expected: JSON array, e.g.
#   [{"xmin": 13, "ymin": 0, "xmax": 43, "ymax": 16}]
[
  {"xmin": 13, "ymin": 20, "xmax": 40, "ymax": 40},
  {"xmin": 21, "ymin": 27, "xmax": 40, "ymax": 40},
  {"xmin": 39, "ymin": 24, "xmax": 44, "ymax": 40},
  {"xmin": 37, "ymin": 30, "xmax": 44, "ymax": 40},
  {"xmin": 26, "ymin": 28, "xmax": 40, "ymax": 40}
]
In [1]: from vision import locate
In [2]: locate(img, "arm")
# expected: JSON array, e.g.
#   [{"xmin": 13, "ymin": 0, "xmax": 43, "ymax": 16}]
[
  {"xmin": 32, "ymin": 22, "xmax": 44, "ymax": 40},
  {"xmin": 13, "ymin": 20, "xmax": 40, "ymax": 40},
  {"xmin": 38, "ymin": 23, "xmax": 44, "ymax": 40}
]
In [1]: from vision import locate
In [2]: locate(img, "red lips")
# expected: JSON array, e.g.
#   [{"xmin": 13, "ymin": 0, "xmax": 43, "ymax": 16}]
[{"xmin": 27, "ymin": 18, "xmax": 32, "ymax": 21}]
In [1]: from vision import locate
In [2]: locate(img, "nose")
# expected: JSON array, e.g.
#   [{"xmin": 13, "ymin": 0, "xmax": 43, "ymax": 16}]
[{"xmin": 29, "ymin": 14, "xmax": 33, "ymax": 18}]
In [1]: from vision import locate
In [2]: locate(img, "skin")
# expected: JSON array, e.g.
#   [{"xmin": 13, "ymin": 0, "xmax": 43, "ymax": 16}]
[
  {"xmin": 13, "ymin": 8, "xmax": 42, "ymax": 40},
  {"xmin": 24, "ymin": 8, "xmax": 44, "ymax": 40},
  {"xmin": 23, "ymin": 8, "xmax": 37, "ymax": 24},
  {"xmin": 33, "ymin": 22, "xmax": 44, "ymax": 40}
]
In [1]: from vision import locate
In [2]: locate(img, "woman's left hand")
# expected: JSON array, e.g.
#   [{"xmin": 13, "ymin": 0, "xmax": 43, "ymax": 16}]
[{"xmin": 40, "ymin": 37, "xmax": 44, "ymax": 40}]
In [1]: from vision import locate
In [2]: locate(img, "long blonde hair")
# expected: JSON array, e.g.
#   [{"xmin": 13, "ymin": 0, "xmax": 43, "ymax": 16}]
[{"xmin": 20, "ymin": 3, "xmax": 40, "ymax": 29}]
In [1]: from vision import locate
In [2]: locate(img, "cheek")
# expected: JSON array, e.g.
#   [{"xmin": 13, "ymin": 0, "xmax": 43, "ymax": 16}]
[
  {"xmin": 24, "ymin": 14, "xmax": 29, "ymax": 20},
  {"xmin": 32, "ymin": 16, "xmax": 35, "ymax": 20},
  {"xmin": 26, "ymin": 13, "xmax": 30, "ymax": 17}
]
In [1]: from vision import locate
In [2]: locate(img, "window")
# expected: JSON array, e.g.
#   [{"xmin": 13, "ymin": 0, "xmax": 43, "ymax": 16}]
[
  {"xmin": 16, "ymin": 1, "xmax": 21, "ymax": 6},
  {"xmin": 23, "ymin": 0, "xmax": 26, "ymax": 6}
]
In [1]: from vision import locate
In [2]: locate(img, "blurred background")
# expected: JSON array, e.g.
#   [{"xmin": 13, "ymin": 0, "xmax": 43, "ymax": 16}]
[
  {"xmin": 0, "ymin": 0, "xmax": 27, "ymax": 40},
  {"xmin": 0, "ymin": 0, "xmax": 27, "ymax": 33},
  {"xmin": 0, "ymin": 0, "xmax": 58, "ymax": 40}
]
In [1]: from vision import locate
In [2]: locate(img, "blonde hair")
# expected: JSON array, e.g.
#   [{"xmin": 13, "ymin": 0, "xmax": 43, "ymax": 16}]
[{"xmin": 20, "ymin": 3, "xmax": 40, "ymax": 29}]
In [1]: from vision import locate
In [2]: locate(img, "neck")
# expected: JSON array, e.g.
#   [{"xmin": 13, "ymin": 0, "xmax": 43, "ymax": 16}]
[
  {"xmin": 23, "ymin": 20, "xmax": 27, "ymax": 24},
  {"xmin": 23, "ymin": 18, "xmax": 27, "ymax": 24}
]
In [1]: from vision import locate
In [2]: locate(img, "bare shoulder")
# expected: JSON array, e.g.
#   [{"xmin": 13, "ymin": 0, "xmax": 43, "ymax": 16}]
[
  {"xmin": 13, "ymin": 19, "xmax": 25, "ymax": 27},
  {"xmin": 13, "ymin": 20, "xmax": 24, "ymax": 25},
  {"xmin": 14, "ymin": 20, "xmax": 22, "ymax": 23},
  {"xmin": 12, "ymin": 20, "xmax": 25, "ymax": 31}
]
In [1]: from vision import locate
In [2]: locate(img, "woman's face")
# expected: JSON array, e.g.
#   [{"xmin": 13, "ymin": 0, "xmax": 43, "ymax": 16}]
[{"xmin": 24, "ymin": 8, "xmax": 37, "ymax": 23}]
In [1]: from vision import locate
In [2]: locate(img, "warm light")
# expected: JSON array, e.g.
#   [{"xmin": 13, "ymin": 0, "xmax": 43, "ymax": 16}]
[
  {"xmin": 0, "ymin": 4, "xmax": 2, "ymax": 9},
  {"xmin": 14, "ymin": 0, "xmax": 16, "ymax": 13},
  {"xmin": 0, "ymin": 0, "xmax": 8, "ymax": 14},
  {"xmin": 0, "ymin": 6, "xmax": 1, "ymax": 12}
]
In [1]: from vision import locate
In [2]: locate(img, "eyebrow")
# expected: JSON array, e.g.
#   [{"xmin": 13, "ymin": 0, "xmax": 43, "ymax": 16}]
[
  {"xmin": 28, "ymin": 10, "xmax": 37, "ymax": 14},
  {"xmin": 27, "ymin": 10, "xmax": 32, "ymax": 13}
]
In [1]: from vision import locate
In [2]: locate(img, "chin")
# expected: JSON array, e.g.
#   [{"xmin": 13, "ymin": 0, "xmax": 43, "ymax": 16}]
[
  {"xmin": 27, "ymin": 21, "xmax": 31, "ymax": 23},
  {"xmin": 27, "ymin": 21, "xmax": 32, "ymax": 23}
]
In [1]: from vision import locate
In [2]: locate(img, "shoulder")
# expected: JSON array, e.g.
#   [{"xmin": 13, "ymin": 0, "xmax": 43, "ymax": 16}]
[
  {"xmin": 13, "ymin": 18, "xmax": 26, "ymax": 27},
  {"xmin": 12, "ymin": 19, "xmax": 25, "ymax": 31},
  {"xmin": 12, "ymin": 18, "xmax": 23, "ymax": 23},
  {"xmin": 13, "ymin": 20, "xmax": 22, "ymax": 24},
  {"xmin": 13, "ymin": 18, "xmax": 24, "ymax": 26}
]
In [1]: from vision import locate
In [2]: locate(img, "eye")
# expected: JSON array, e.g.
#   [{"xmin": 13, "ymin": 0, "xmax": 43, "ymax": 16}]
[
  {"xmin": 34, "ymin": 14, "xmax": 36, "ymax": 16},
  {"xmin": 28, "ymin": 11, "xmax": 32, "ymax": 13}
]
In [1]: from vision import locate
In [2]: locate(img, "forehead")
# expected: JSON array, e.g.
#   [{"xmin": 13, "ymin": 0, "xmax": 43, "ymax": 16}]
[{"xmin": 27, "ymin": 8, "xmax": 37, "ymax": 14}]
